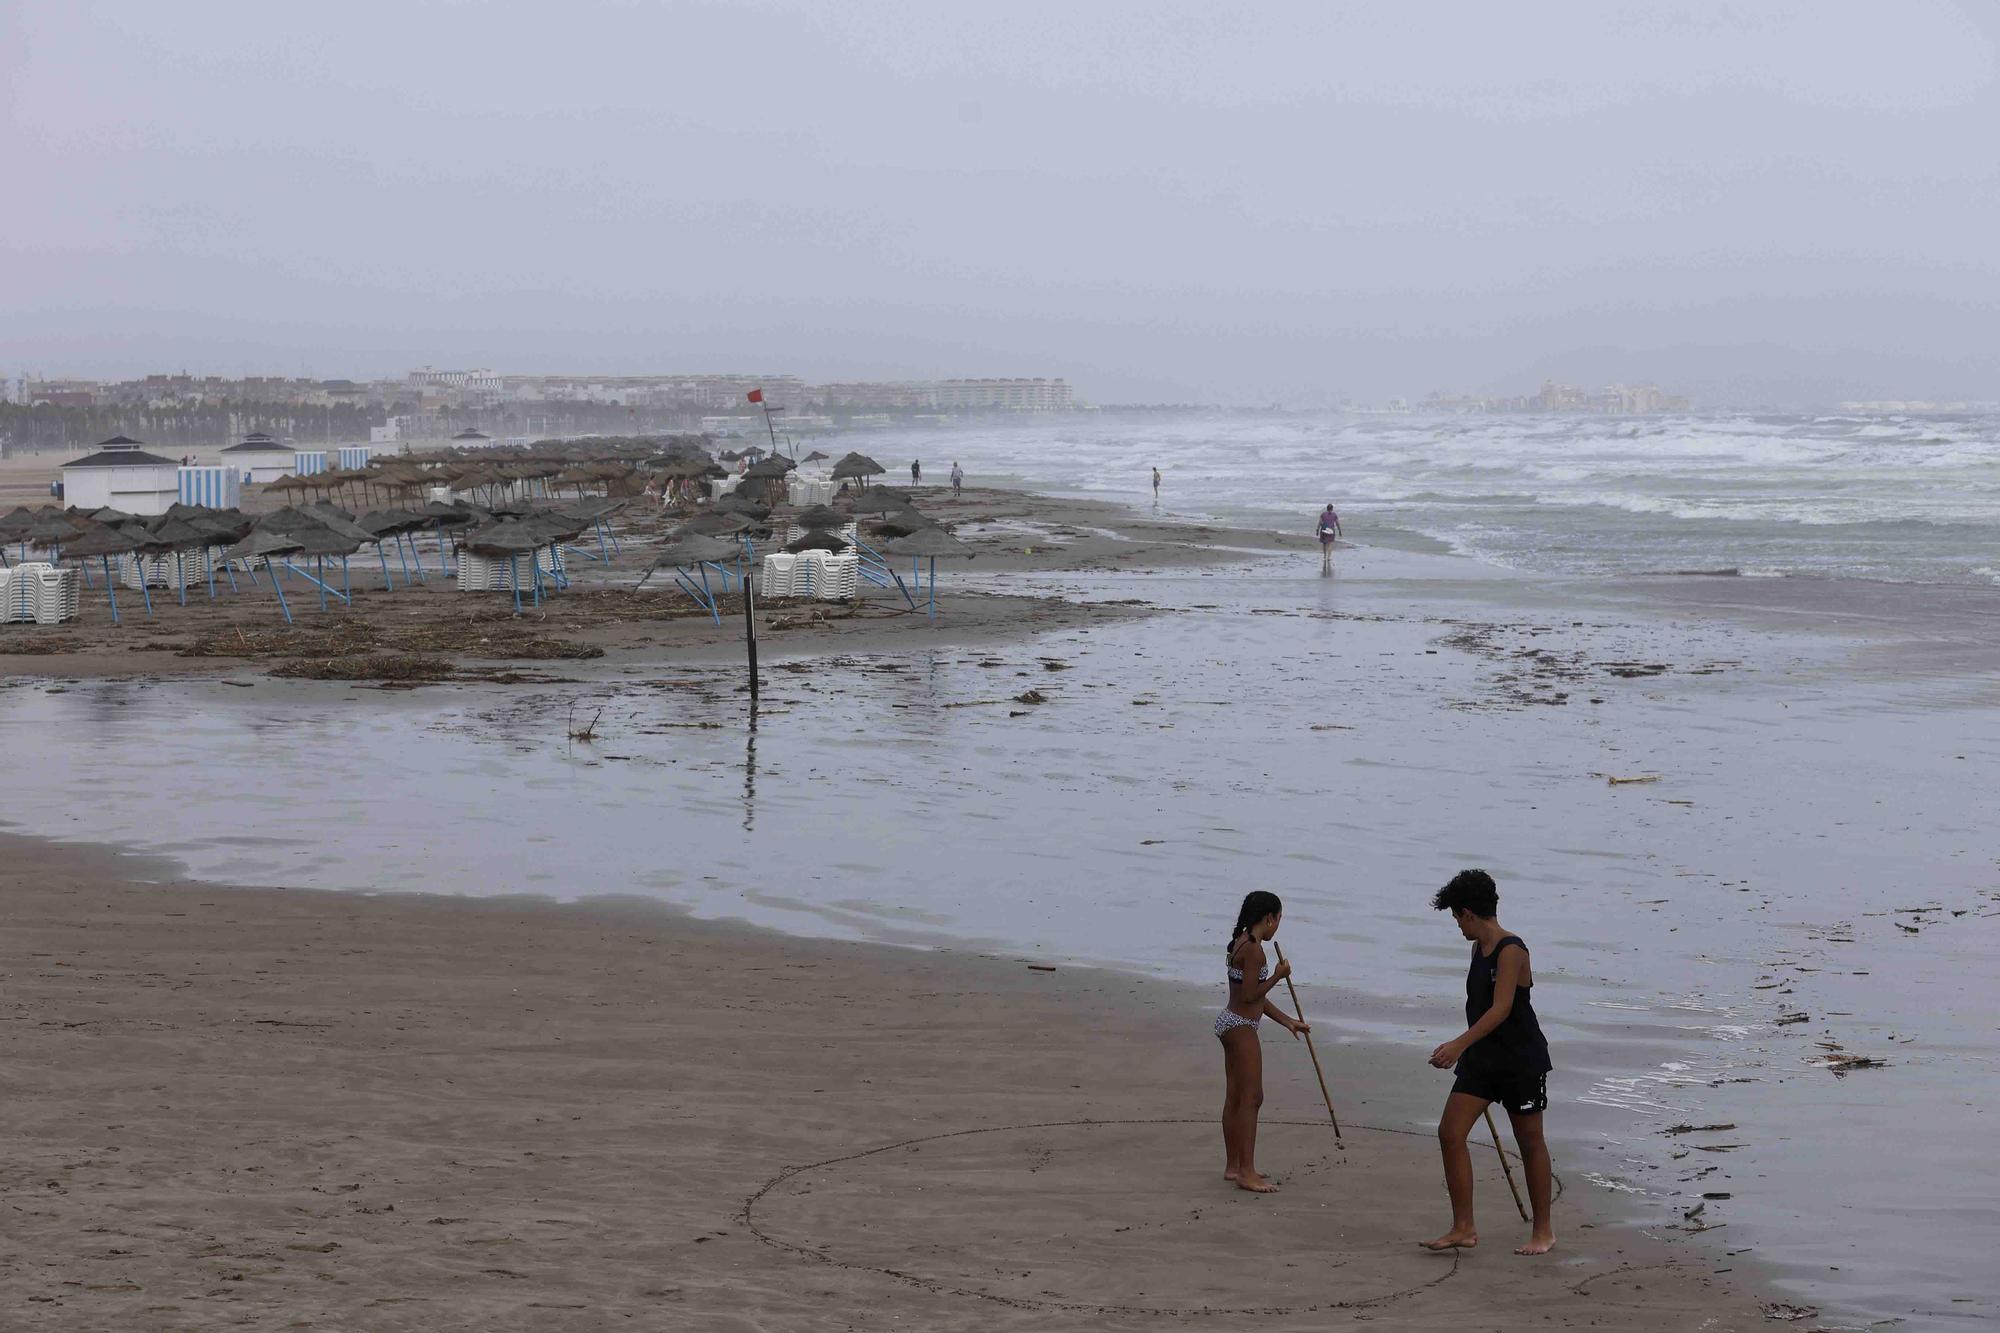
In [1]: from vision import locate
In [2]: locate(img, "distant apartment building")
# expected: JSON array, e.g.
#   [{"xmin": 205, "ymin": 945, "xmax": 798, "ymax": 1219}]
[
  {"xmin": 932, "ymin": 378, "xmax": 1075, "ymax": 411},
  {"xmin": 1422, "ymin": 379, "xmax": 1688, "ymax": 415},
  {"xmin": 808, "ymin": 381, "xmax": 942, "ymax": 410},
  {"xmin": 408, "ymin": 366, "xmax": 502, "ymax": 394}
]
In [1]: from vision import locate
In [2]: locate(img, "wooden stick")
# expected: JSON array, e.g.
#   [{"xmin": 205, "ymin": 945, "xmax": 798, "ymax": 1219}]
[
  {"xmin": 1483, "ymin": 1107, "xmax": 1530, "ymax": 1221},
  {"xmin": 1272, "ymin": 943, "xmax": 1342, "ymax": 1143}
]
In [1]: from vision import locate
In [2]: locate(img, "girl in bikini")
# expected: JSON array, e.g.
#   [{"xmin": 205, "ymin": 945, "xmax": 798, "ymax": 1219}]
[{"xmin": 1217, "ymin": 890, "xmax": 1309, "ymax": 1192}]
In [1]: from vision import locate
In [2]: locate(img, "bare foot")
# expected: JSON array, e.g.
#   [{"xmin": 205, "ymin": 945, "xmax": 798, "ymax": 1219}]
[
  {"xmin": 1420, "ymin": 1229, "xmax": 1477, "ymax": 1250},
  {"xmin": 1235, "ymin": 1171, "xmax": 1280, "ymax": 1193},
  {"xmin": 1515, "ymin": 1232, "xmax": 1555, "ymax": 1256},
  {"xmin": 1223, "ymin": 1167, "xmax": 1240, "ymax": 1182}
]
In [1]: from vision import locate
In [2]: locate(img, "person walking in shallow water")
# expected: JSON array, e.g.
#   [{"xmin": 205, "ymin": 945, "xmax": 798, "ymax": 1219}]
[
  {"xmin": 1316, "ymin": 502, "xmax": 1342, "ymax": 574},
  {"xmin": 1151, "ymin": 466, "xmax": 1162, "ymax": 503},
  {"xmin": 1422, "ymin": 869, "xmax": 1556, "ymax": 1256},
  {"xmin": 1216, "ymin": 891, "xmax": 1308, "ymax": 1193}
]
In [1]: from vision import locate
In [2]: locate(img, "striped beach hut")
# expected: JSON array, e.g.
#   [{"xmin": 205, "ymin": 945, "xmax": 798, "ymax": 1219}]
[
  {"xmin": 178, "ymin": 464, "xmax": 242, "ymax": 509},
  {"xmin": 336, "ymin": 445, "xmax": 372, "ymax": 470},
  {"xmin": 294, "ymin": 450, "xmax": 329, "ymax": 476}
]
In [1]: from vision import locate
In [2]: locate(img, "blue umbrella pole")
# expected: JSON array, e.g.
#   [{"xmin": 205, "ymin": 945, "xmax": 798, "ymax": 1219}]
[
  {"xmin": 595, "ymin": 521, "xmax": 611, "ymax": 562},
  {"xmin": 929, "ymin": 556, "xmax": 937, "ymax": 620},
  {"xmin": 137, "ymin": 565, "xmax": 155, "ymax": 617},
  {"xmin": 314, "ymin": 557, "xmax": 328, "ymax": 611},
  {"xmin": 266, "ymin": 557, "xmax": 293, "ymax": 624},
  {"xmin": 531, "ymin": 553, "xmax": 543, "ymax": 607},
  {"xmin": 341, "ymin": 556, "xmax": 352, "ymax": 603},
  {"xmin": 377, "ymin": 545, "xmax": 395, "ymax": 591},
  {"xmin": 204, "ymin": 547, "xmax": 217, "ymax": 599},
  {"xmin": 176, "ymin": 553, "xmax": 187, "ymax": 606},
  {"xmin": 102, "ymin": 555, "xmax": 120, "ymax": 625},
  {"xmin": 222, "ymin": 554, "xmax": 239, "ymax": 594},
  {"xmin": 510, "ymin": 555, "xmax": 523, "ymax": 614}
]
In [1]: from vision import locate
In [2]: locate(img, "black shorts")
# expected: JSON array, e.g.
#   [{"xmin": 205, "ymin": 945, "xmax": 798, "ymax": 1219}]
[{"xmin": 1451, "ymin": 1066, "xmax": 1549, "ymax": 1115}]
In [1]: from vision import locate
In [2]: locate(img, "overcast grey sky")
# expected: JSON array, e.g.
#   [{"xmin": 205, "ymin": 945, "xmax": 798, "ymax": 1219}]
[{"xmin": 4, "ymin": 1, "xmax": 1996, "ymax": 404}]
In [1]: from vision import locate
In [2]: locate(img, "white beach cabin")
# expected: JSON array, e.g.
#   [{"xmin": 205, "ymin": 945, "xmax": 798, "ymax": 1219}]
[
  {"xmin": 220, "ymin": 432, "xmax": 294, "ymax": 484},
  {"xmin": 60, "ymin": 437, "xmax": 181, "ymax": 516},
  {"xmin": 451, "ymin": 428, "xmax": 495, "ymax": 449}
]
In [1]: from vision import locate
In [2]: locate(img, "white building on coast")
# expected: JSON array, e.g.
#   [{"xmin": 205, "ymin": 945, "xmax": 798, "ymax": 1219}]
[
  {"xmin": 220, "ymin": 431, "xmax": 295, "ymax": 483},
  {"xmin": 59, "ymin": 436, "xmax": 181, "ymax": 515}
]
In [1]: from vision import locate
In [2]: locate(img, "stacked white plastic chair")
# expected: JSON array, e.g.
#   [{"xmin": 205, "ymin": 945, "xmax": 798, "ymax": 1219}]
[
  {"xmin": 791, "ymin": 549, "xmax": 828, "ymax": 598},
  {"xmin": 35, "ymin": 566, "xmax": 81, "ymax": 623},
  {"xmin": 0, "ymin": 563, "xmax": 81, "ymax": 624},
  {"xmin": 120, "ymin": 550, "xmax": 203, "ymax": 591},
  {"xmin": 457, "ymin": 552, "xmax": 514, "ymax": 591},
  {"xmin": 759, "ymin": 553, "xmax": 798, "ymax": 597},
  {"xmin": 817, "ymin": 552, "xmax": 860, "ymax": 601}
]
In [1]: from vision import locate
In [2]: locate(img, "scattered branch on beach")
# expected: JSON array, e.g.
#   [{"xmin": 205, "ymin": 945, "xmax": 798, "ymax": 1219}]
[
  {"xmin": 1606, "ymin": 774, "xmax": 1661, "ymax": 786},
  {"xmin": 568, "ymin": 703, "xmax": 606, "ymax": 743}
]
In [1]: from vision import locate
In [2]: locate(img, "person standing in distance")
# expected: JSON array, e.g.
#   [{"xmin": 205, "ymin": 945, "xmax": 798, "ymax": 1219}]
[
  {"xmin": 950, "ymin": 461, "xmax": 964, "ymax": 498},
  {"xmin": 1152, "ymin": 466, "xmax": 1162, "ymax": 504},
  {"xmin": 911, "ymin": 459, "xmax": 922, "ymax": 485},
  {"xmin": 1316, "ymin": 502, "xmax": 1342, "ymax": 574}
]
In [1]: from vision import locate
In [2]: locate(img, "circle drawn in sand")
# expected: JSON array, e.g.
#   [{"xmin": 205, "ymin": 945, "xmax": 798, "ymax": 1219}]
[{"xmin": 743, "ymin": 1118, "xmax": 1495, "ymax": 1316}]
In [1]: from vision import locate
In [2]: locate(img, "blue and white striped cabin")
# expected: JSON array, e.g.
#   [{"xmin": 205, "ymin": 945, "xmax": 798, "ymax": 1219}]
[
  {"xmin": 336, "ymin": 445, "xmax": 372, "ymax": 470},
  {"xmin": 178, "ymin": 465, "xmax": 241, "ymax": 509},
  {"xmin": 295, "ymin": 450, "xmax": 328, "ymax": 476}
]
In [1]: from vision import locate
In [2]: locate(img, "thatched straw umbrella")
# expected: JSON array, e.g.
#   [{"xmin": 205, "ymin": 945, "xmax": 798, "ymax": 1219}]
[
  {"xmin": 461, "ymin": 521, "xmax": 554, "ymax": 613},
  {"xmin": 831, "ymin": 452, "xmax": 885, "ymax": 486},
  {"xmin": 882, "ymin": 526, "xmax": 974, "ymax": 620},
  {"xmin": 783, "ymin": 529, "xmax": 850, "ymax": 555},
  {"xmin": 61, "ymin": 523, "xmax": 142, "ymax": 622},
  {"xmin": 135, "ymin": 515, "xmax": 212, "ymax": 605},
  {"xmin": 219, "ymin": 528, "xmax": 309, "ymax": 623},
  {"xmin": 638, "ymin": 532, "xmax": 742, "ymax": 623},
  {"xmin": 791, "ymin": 504, "xmax": 849, "ymax": 530},
  {"xmin": 847, "ymin": 488, "xmax": 917, "ymax": 517}
]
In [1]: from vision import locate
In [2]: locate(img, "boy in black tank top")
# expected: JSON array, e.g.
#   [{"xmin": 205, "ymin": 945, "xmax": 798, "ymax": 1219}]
[{"xmin": 1420, "ymin": 869, "xmax": 1556, "ymax": 1256}]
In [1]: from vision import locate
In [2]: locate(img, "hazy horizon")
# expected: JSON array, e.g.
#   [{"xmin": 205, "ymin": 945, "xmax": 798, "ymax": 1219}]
[{"xmin": 5, "ymin": 2, "xmax": 1996, "ymax": 407}]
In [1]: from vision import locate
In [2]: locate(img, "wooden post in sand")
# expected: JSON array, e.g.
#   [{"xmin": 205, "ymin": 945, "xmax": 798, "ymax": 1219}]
[
  {"xmin": 1272, "ymin": 943, "xmax": 1342, "ymax": 1143},
  {"xmin": 743, "ymin": 559, "xmax": 760, "ymax": 701},
  {"xmin": 1483, "ymin": 1108, "xmax": 1530, "ymax": 1221}
]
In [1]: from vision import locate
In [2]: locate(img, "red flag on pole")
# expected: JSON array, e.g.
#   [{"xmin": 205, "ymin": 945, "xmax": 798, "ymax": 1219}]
[{"xmin": 746, "ymin": 388, "xmax": 764, "ymax": 404}]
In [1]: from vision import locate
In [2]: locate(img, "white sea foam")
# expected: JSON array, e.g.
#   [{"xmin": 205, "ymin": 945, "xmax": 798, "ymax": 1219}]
[{"xmin": 841, "ymin": 409, "xmax": 2000, "ymax": 585}]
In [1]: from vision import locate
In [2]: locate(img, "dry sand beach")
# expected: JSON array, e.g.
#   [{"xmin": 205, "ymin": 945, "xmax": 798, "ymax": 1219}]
[{"xmin": 3, "ymin": 836, "xmax": 1771, "ymax": 1331}]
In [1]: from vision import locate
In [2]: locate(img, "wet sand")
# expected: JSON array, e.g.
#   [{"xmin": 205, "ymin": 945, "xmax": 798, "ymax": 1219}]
[
  {"xmin": 0, "ymin": 834, "xmax": 1771, "ymax": 1331},
  {"xmin": 7, "ymin": 463, "xmax": 1996, "ymax": 1327}
]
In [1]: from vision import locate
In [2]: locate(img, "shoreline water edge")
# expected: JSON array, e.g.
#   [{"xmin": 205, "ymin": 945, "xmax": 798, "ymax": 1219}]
[{"xmin": 4, "ymin": 468, "xmax": 1997, "ymax": 1329}]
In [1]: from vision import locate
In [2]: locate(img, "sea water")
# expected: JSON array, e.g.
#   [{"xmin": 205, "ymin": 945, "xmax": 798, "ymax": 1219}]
[{"xmin": 851, "ymin": 409, "xmax": 2000, "ymax": 586}]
